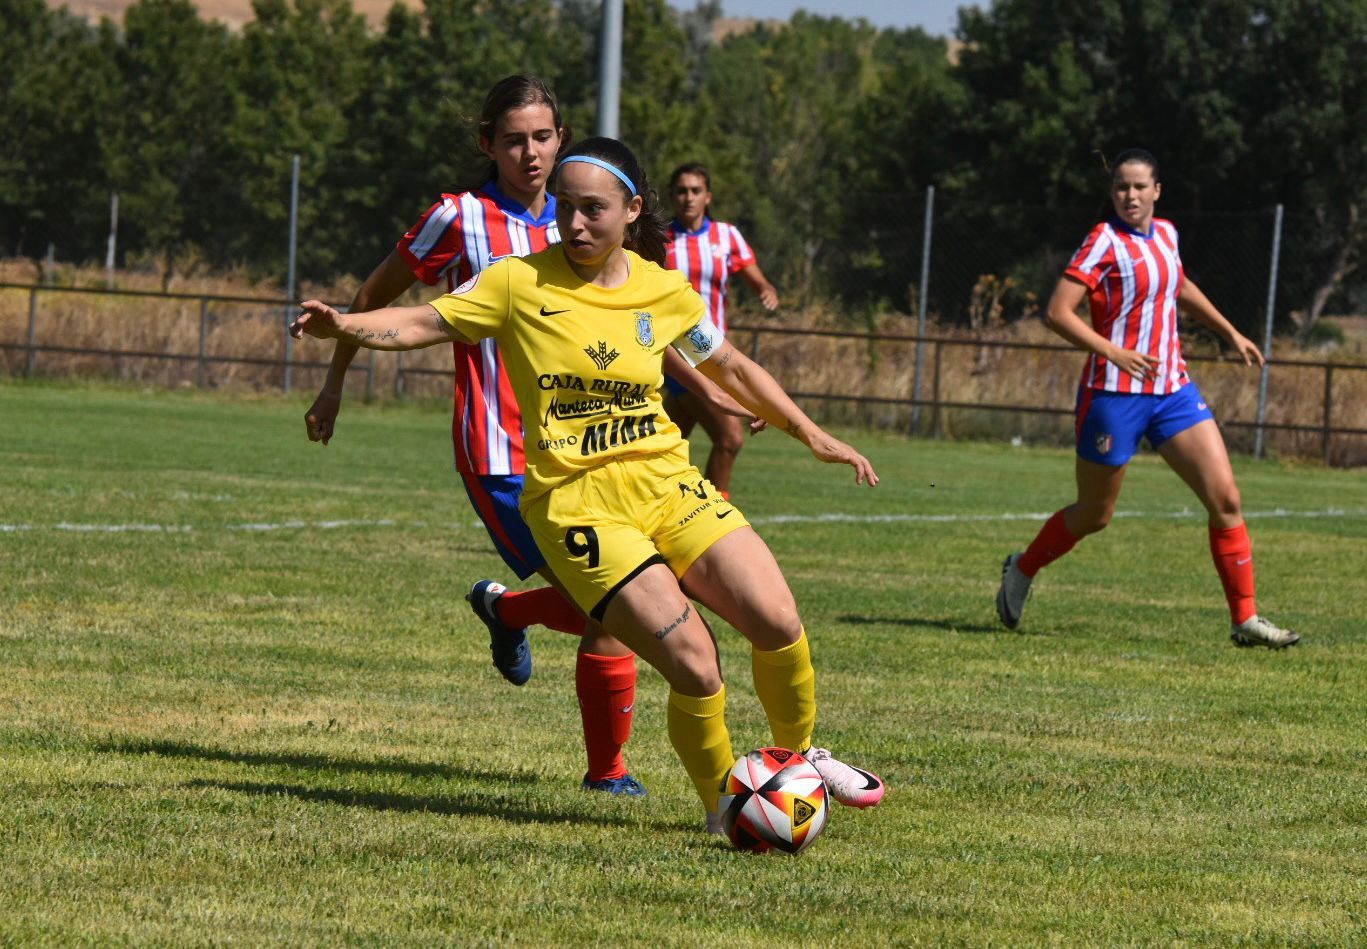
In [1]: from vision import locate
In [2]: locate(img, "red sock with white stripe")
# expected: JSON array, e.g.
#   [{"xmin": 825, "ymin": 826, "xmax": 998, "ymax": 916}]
[
  {"xmin": 1209, "ymin": 522, "xmax": 1257, "ymax": 624},
  {"xmin": 1018, "ymin": 509, "xmax": 1080, "ymax": 577},
  {"xmin": 494, "ymin": 586, "xmax": 587, "ymax": 636},
  {"xmin": 577, "ymin": 652, "xmax": 637, "ymax": 782}
]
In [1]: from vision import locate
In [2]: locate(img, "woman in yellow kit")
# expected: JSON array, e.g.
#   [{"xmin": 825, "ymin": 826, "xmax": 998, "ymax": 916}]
[{"xmin": 291, "ymin": 137, "xmax": 886, "ymax": 832}]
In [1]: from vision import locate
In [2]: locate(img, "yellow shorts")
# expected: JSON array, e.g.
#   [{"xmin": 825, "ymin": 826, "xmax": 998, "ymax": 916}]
[{"xmin": 522, "ymin": 452, "xmax": 750, "ymax": 621}]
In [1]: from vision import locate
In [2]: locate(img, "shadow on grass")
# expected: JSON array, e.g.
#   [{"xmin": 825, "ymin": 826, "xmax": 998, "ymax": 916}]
[
  {"xmin": 182, "ymin": 778, "xmax": 633, "ymax": 828},
  {"xmin": 93, "ymin": 737, "xmax": 538, "ymax": 786},
  {"xmin": 837, "ymin": 614, "xmax": 1005, "ymax": 635}
]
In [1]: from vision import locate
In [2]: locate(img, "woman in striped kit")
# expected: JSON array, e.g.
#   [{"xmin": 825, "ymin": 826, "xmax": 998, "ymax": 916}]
[{"xmin": 995, "ymin": 149, "xmax": 1298, "ymax": 648}]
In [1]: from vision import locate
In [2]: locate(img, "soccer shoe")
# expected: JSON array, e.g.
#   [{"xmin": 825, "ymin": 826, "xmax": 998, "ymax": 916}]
[
  {"xmin": 704, "ymin": 811, "xmax": 725, "ymax": 836},
  {"xmin": 996, "ymin": 551, "xmax": 1032, "ymax": 630},
  {"xmin": 467, "ymin": 580, "xmax": 532, "ymax": 685},
  {"xmin": 1231, "ymin": 615, "xmax": 1300, "ymax": 649},
  {"xmin": 581, "ymin": 773, "xmax": 648, "ymax": 797},
  {"xmin": 802, "ymin": 747, "xmax": 885, "ymax": 809}
]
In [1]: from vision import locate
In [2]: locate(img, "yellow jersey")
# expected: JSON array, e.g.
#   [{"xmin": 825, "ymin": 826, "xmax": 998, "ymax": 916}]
[{"xmin": 429, "ymin": 247, "xmax": 724, "ymax": 502}]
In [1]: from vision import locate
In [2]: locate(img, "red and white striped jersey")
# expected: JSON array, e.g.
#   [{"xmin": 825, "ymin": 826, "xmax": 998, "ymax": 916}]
[
  {"xmin": 396, "ymin": 181, "xmax": 559, "ymax": 475},
  {"xmin": 664, "ymin": 218, "xmax": 756, "ymax": 334},
  {"xmin": 1065, "ymin": 217, "xmax": 1189, "ymax": 395}
]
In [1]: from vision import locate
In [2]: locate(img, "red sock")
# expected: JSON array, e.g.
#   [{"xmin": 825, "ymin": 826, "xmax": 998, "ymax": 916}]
[
  {"xmin": 494, "ymin": 586, "xmax": 587, "ymax": 636},
  {"xmin": 577, "ymin": 652, "xmax": 636, "ymax": 782},
  {"xmin": 1209, "ymin": 522, "xmax": 1257, "ymax": 624},
  {"xmin": 1017, "ymin": 509, "xmax": 1080, "ymax": 577}
]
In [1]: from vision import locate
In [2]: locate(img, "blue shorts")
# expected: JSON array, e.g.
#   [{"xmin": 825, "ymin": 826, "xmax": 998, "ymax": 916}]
[
  {"xmin": 459, "ymin": 473, "xmax": 546, "ymax": 580},
  {"xmin": 662, "ymin": 375, "xmax": 687, "ymax": 398},
  {"xmin": 1075, "ymin": 383, "xmax": 1214, "ymax": 466}
]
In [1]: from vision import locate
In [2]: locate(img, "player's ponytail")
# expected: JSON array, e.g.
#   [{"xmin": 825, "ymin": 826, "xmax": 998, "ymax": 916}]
[{"xmin": 556, "ymin": 137, "xmax": 670, "ymax": 266}]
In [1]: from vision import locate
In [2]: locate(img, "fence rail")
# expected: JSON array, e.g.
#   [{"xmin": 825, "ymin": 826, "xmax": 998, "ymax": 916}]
[{"xmin": 4, "ymin": 282, "xmax": 1363, "ymax": 464}]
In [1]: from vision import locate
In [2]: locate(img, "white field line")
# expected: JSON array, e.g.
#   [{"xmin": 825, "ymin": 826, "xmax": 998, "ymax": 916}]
[{"xmin": 0, "ymin": 509, "xmax": 1363, "ymax": 535}]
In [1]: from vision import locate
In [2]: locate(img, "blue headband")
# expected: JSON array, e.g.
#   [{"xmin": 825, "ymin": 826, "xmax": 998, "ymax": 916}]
[{"xmin": 558, "ymin": 155, "xmax": 638, "ymax": 197}]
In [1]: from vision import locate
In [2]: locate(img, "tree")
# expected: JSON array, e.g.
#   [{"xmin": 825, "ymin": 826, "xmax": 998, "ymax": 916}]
[
  {"xmin": 0, "ymin": 1, "xmax": 119, "ymax": 261},
  {"xmin": 104, "ymin": 0, "xmax": 236, "ymax": 287}
]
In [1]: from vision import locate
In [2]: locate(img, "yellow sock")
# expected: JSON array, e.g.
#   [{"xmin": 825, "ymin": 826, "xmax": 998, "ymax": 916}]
[
  {"xmin": 752, "ymin": 628, "xmax": 815, "ymax": 754},
  {"xmin": 667, "ymin": 685, "xmax": 733, "ymax": 813}
]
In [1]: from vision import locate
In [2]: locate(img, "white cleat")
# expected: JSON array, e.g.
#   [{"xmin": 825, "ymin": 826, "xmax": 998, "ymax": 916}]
[
  {"xmin": 705, "ymin": 810, "xmax": 725, "ymax": 836},
  {"xmin": 803, "ymin": 747, "xmax": 886, "ymax": 809},
  {"xmin": 1231, "ymin": 615, "xmax": 1300, "ymax": 649},
  {"xmin": 996, "ymin": 552, "xmax": 1032, "ymax": 630}
]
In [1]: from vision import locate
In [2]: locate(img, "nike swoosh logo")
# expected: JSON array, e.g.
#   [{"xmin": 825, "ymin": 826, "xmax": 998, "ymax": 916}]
[
  {"xmin": 540, "ymin": 305, "xmax": 570, "ymax": 316},
  {"xmin": 717, "ymin": 509, "xmax": 733, "ymax": 519},
  {"xmin": 619, "ymin": 704, "xmax": 634, "ymax": 714},
  {"xmin": 1236, "ymin": 558, "xmax": 1251, "ymax": 566}
]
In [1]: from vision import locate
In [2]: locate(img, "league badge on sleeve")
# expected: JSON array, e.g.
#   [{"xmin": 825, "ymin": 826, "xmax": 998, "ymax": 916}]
[
  {"xmin": 634, "ymin": 311, "xmax": 654, "ymax": 348},
  {"xmin": 452, "ymin": 273, "xmax": 480, "ymax": 295}
]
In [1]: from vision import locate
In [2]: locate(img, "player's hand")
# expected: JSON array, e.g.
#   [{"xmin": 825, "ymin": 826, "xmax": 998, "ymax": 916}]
[
  {"xmin": 758, "ymin": 285, "xmax": 779, "ymax": 311},
  {"xmin": 1229, "ymin": 332, "xmax": 1265, "ymax": 367},
  {"xmin": 1108, "ymin": 347, "xmax": 1160, "ymax": 381},
  {"xmin": 290, "ymin": 300, "xmax": 343, "ymax": 340},
  {"xmin": 806, "ymin": 431, "xmax": 878, "ymax": 487},
  {"xmin": 748, "ymin": 417, "xmax": 768, "ymax": 435},
  {"xmin": 305, "ymin": 388, "xmax": 342, "ymax": 445}
]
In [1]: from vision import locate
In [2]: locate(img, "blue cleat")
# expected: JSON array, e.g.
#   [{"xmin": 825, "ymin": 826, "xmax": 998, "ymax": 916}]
[
  {"xmin": 582, "ymin": 773, "xmax": 648, "ymax": 797},
  {"xmin": 467, "ymin": 580, "xmax": 532, "ymax": 686}
]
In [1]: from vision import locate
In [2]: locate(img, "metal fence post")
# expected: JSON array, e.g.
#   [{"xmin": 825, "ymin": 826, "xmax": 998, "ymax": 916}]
[
  {"xmin": 910, "ymin": 185, "xmax": 935, "ymax": 434},
  {"xmin": 749, "ymin": 328, "xmax": 761, "ymax": 362},
  {"xmin": 1254, "ymin": 204, "xmax": 1284, "ymax": 458},
  {"xmin": 197, "ymin": 297, "xmax": 210, "ymax": 388},
  {"xmin": 25, "ymin": 288, "xmax": 39, "ymax": 377},
  {"xmin": 394, "ymin": 351, "xmax": 404, "ymax": 399}
]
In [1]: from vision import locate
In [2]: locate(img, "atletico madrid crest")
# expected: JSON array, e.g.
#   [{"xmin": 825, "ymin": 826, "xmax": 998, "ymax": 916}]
[{"xmin": 1095, "ymin": 433, "xmax": 1113, "ymax": 454}]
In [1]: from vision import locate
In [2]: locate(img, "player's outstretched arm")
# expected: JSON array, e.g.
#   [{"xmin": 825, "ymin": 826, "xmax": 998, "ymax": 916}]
[
  {"xmin": 290, "ymin": 301, "xmax": 472, "ymax": 350},
  {"xmin": 696, "ymin": 341, "xmax": 877, "ymax": 486},
  {"xmin": 1177, "ymin": 278, "xmax": 1263, "ymax": 367},
  {"xmin": 306, "ymin": 251, "xmax": 419, "ymax": 445},
  {"xmin": 737, "ymin": 263, "xmax": 779, "ymax": 311}
]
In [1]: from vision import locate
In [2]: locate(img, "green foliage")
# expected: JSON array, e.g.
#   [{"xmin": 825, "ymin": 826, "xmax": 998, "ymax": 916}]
[{"xmin": 8, "ymin": 0, "xmax": 1363, "ymax": 326}]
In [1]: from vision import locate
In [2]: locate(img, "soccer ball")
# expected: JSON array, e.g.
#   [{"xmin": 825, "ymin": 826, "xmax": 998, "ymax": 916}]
[{"xmin": 718, "ymin": 747, "xmax": 829, "ymax": 855}]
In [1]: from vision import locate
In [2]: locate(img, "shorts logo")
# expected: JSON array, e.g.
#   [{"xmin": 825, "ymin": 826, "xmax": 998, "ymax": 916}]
[
  {"xmin": 686, "ymin": 325, "xmax": 714, "ymax": 356},
  {"xmin": 1095, "ymin": 433, "xmax": 1112, "ymax": 454},
  {"xmin": 584, "ymin": 341, "xmax": 620, "ymax": 371},
  {"xmin": 1197, "ymin": 402, "xmax": 1208, "ymax": 410},
  {"xmin": 634, "ymin": 311, "xmax": 654, "ymax": 347}
]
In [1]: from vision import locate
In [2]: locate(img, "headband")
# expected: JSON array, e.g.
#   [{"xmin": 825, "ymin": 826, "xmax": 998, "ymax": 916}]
[{"xmin": 558, "ymin": 155, "xmax": 638, "ymax": 197}]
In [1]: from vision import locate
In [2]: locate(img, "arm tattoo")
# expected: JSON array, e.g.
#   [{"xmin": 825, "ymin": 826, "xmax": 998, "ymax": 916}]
[
  {"xmin": 785, "ymin": 421, "xmax": 802, "ymax": 437},
  {"xmin": 653, "ymin": 602, "xmax": 692, "ymax": 641},
  {"xmin": 714, "ymin": 350, "xmax": 733, "ymax": 369},
  {"xmin": 349, "ymin": 327, "xmax": 400, "ymax": 342},
  {"xmin": 433, "ymin": 312, "xmax": 451, "ymax": 336}
]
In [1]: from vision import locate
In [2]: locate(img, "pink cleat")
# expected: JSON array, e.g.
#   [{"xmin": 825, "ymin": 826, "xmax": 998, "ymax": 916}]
[{"xmin": 803, "ymin": 747, "xmax": 886, "ymax": 808}]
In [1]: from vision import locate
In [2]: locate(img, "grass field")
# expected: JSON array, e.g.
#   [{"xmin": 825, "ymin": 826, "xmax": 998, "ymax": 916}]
[{"xmin": 2, "ymin": 380, "xmax": 1364, "ymax": 945}]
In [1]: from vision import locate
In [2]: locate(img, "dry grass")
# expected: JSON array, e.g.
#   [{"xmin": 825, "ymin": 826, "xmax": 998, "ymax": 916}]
[{"xmin": 3, "ymin": 258, "xmax": 1363, "ymax": 464}]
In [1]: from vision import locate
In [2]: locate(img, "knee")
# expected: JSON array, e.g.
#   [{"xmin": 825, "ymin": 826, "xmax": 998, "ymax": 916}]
[
  {"xmin": 1069, "ymin": 502, "xmax": 1114, "ymax": 536},
  {"xmin": 713, "ymin": 427, "xmax": 745, "ymax": 457},
  {"xmin": 1208, "ymin": 482, "xmax": 1241, "ymax": 520},
  {"xmin": 748, "ymin": 604, "xmax": 803, "ymax": 651},
  {"xmin": 670, "ymin": 637, "xmax": 724, "ymax": 695}
]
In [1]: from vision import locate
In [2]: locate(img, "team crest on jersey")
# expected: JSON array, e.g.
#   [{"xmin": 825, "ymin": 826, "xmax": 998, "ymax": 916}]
[
  {"xmin": 634, "ymin": 311, "xmax": 654, "ymax": 348},
  {"xmin": 686, "ymin": 326, "xmax": 714, "ymax": 356},
  {"xmin": 584, "ymin": 340, "xmax": 620, "ymax": 371},
  {"xmin": 1094, "ymin": 433, "xmax": 1112, "ymax": 454},
  {"xmin": 451, "ymin": 273, "xmax": 480, "ymax": 295}
]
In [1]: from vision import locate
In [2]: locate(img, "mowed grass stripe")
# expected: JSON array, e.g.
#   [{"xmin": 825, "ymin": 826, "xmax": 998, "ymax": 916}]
[{"xmin": 1, "ymin": 380, "xmax": 1364, "ymax": 945}]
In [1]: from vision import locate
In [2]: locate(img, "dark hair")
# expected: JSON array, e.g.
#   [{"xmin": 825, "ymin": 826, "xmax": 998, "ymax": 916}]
[
  {"xmin": 471, "ymin": 75, "xmax": 571, "ymax": 186},
  {"xmin": 1110, "ymin": 147, "xmax": 1160, "ymax": 182},
  {"xmin": 554, "ymin": 137, "xmax": 670, "ymax": 266},
  {"xmin": 668, "ymin": 162, "xmax": 711, "ymax": 191}
]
